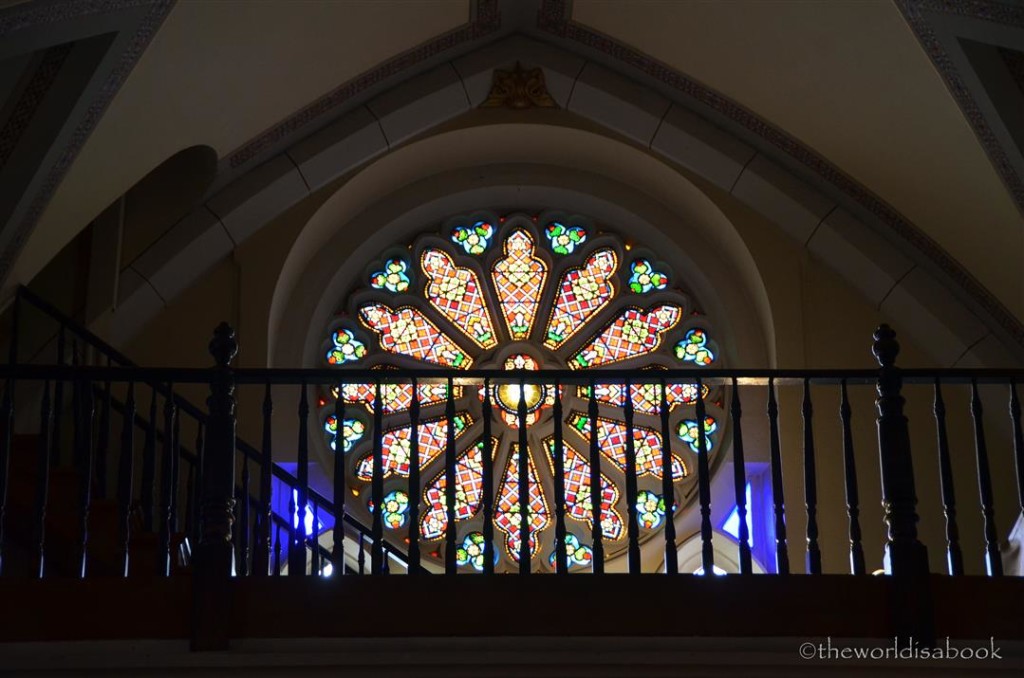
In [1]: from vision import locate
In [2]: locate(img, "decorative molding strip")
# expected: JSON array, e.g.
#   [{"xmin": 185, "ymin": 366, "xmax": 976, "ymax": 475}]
[
  {"xmin": 536, "ymin": 0, "xmax": 1024, "ymax": 347},
  {"xmin": 0, "ymin": 43, "xmax": 72, "ymax": 169},
  {"xmin": 0, "ymin": 0, "xmax": 174, "ymax": 286},
  {"xmin": 895, "ymin": 0, "xmax": 1024, "ymax": 216},
  {"xmin": 0, "ymin": 0, "xmax": 166, "ymax": 36},
  {"xmin": 226, "ymin": 0, "xmax": 501, "ymax": 169}
]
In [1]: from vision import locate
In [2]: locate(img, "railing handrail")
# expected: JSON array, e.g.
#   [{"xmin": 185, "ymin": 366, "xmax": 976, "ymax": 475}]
[{"xmin": 5, "ymin": 362, "xmax": 1024, "ymax": 385}]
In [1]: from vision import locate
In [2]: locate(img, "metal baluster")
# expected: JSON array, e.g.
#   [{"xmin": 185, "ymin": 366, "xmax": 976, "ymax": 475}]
[
  {"xmin": 50, "ymin": 328, "xmax": 64, "ymax": 466},
  {"xmin": 118, "ymin": 381, "xmax": 136, "ymax": 577},
  {"xmin": 33, "ymin": 380, "xmax": 52, "ymax": 577},
  {"xmin": 184, "ymin": 460, "xmax": 196, "ymax": 549},
  {"xmin": 158, "ymin": 385, "xmax": 176, "ymax": 576},
  {"xmin": 273, "ymin": 522, "xmax": 282, "ymax": 576},
  {"xmin": 839, "ymin": 380, "xmax": 866, "ymax": 575},
  {"xmin": 0, "ymin": 358, "xmax": 12, "ymax": 576},
  {"xmin": 0, "ymin": 294, "xmax": 17, "ymax": 574},
  {"xmin": 358, "ymin": 531, "xmax": 366, "ymax": 575},
  {"xmin": 970, "ymin": 380, "xmax": 1002, "ymax": 576},
  {"xmin": 192, "ymin": 422, "xmax": 204, "ymax": 549},
  {"xmin": 767, "ymin": 377, "xmax": 789, "ymax": 574},
  {"xmin": 256, "ymin": 382, "xmax": 273, "ymax": 576},
  {"xmin": 239, "ymin": 453, "xmax": 250, "ymax": 576},
  {"xmin": 169, "ymin": 394, "xmax": 181, "ymax": 534},
  {"xmin": 802, "ymin": 378, "xmax": 821, "ymax": 574},
  {"xmin": 553, "ymin": 379, "xmax": 568, "ymax": 575},
  {"xmin": 729, "ymin": 378, "xmax": 751, "ymax": 575},
  {"xmin": 517, "ymin": 374, "xmax": 530, "ymax": 574},
  {"xmin": 141, "ymin": 388, "xmax": 157, "ymax": 532},
  {"xmin": 445, "ymin": 377, "xmax": 457, "ymax": 575},
  {"xmin": 1009, "ymin": 381, "xmax": 1024, "ymax": 538},
  {"xmin": 75, "ymin": 370, "xmax": 94, "ymax": 578},
  {"xmin": 371, "ymin": 382, "xmax": 384, "ymax": 574},
  {"xmin": 407, "ymin": 378, "xmax": 420, "ymax": 573},
  {"xmin": 588, "ymin": 377, "xmax": 603, "ymax": 574},
  {"xmin": 481, "ymin": 378, "xmax": 495, "ymax": 575},
  {"xmin": 96, "ymin": 367, "xmax": 111, "ymax": 499},
  {"xmin": 623, "ymin": 377, "xmax": 640, "ymax": 573},
  {"xmin": 332, "ymin": 381, "xmax": 346, "ymax": 577},
  {"xmin": 695, "ymin": 377, "xmax": 714, "ymax": 575},
  {"xmin": 660, "ymin": 378, "xmax": 678, "ymax": 574},
  {"xmin": 932, "ymin": 380, "xmax": 963, "ymax": 576},
  {"xmin": 292, "ymin": 381, "xmax": 310, "ymax": 577},
  {"xmin": 310, "ymin": 500, "xmax": 319, "ymax": 575}
]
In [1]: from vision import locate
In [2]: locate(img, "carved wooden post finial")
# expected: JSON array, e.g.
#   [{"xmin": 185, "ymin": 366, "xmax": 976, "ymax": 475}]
[
  {"xmin": 872, "ymin": 323, "xmax": 899, "ymax": 368},
  {"xmin": 209, "ymin": 322, "xmax": 238, "ymax": 369}
]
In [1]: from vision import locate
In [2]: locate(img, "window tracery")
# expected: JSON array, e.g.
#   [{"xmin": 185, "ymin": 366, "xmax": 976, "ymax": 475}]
[{"xmin": 322, "ymin": 213, "xmax": 724, "ymax": 571}]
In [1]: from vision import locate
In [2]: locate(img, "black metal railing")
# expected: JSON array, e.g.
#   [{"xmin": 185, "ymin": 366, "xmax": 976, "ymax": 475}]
[{"xmin": 0, "ymin": 287, "xmax": 1022, "ymax": 592}]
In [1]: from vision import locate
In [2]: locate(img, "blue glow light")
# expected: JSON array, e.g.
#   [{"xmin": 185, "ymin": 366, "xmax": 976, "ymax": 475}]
[{"xmin": 722, "ymin": 482, "xmax": 753, "ymax": 541}]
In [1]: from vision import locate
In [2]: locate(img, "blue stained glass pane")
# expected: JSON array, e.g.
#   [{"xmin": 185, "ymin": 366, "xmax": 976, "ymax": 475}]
[
  {"xmin": 722, "ymin": 482, "xmax": 753, "ymax": 541},
  {"xmin": 292, "ymin": 489, "xmax": 324, "ymax": 537}
]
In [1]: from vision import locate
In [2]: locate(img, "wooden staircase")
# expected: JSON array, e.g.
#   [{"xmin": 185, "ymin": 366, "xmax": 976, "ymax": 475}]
[{"xmin": 2, "ymin": 432, "xmax": 190, "ymax": 578}]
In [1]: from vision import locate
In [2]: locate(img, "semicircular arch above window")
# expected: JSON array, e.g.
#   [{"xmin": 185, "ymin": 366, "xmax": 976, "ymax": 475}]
[{"xmin": 320, "ymin": 211, "xmax": 725, "ymax": 572}]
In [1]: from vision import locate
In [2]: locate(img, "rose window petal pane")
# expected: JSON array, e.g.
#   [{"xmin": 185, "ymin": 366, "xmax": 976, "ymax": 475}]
[
  {"xmin": 494, "ymin": 443, "xmax": 550, "ymax": 560},
  {"xmin": 354, "ymin": 414, "xmax": 472, "ymax": 481},
  {"xmin": 421, "ymin": 247, "xmax": 498, "ymax": 349},
  {"xmin": 570, "ymin": 305, "xmax": 682, "ymax": 369},
  {"xmin": 543, "ymin": 248, "xmax": 617, "ymax": 350},
  {"xmin": 491, "ymin": 229, "xmax": 548, "ymax": 341}
]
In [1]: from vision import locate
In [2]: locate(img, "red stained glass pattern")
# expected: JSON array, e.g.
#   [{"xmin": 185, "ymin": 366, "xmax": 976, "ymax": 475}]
[
  {"xmin": 491, "ymin": 229, "xmax": 548, "ymax": 341},
  {"xmin": 543, "ymin": 438, "xmax": 623, "ymax": 540},
  {"xmin": 568, "ymin": 412, "xmax": 687, "ymax": 480},
  {"xmin": 578, "ymin": 381, "xmax": 709, "ymax": 415},
  {"xmin": 494, "ymin": 444, "xmax": 551, "ymax": 560},
  {"xmin": 570, "ymin": 305, "xmax": 682, "ymax": 369},
  {"xmin": 355, "ymin": 414, "xmax": 472, "ymax": 481},
  {"xmin": 421, "ymin": 248, "xmax": 498, "ymax": 349},
  {"xmin": 359, "ymin": 303, "xmax": 472, "ymax": 368},
  {"xmin": 336, "ymin": 382, "xmax": 458, "ymax": 414},
  {"xmin": 419, "ymin": 439, "xmax": 495, "ymax": 540},
  {"xmin": 544, "ymin": 248, "xmax": 618, "ymax": 349}
]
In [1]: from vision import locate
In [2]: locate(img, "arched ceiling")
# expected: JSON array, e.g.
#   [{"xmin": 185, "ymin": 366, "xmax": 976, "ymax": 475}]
[{"xmin": 2, "ymin": 0, "xmax": 1022, "ymax": 331}]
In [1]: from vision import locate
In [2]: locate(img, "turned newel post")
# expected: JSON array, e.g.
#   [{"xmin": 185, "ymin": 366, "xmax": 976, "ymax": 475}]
[
  {"xmin": 873, "ymin": 324, "xmax": 928, "ymax": 576},
  {"xmin": 193, "ymin": 322, "xmax": 237, "ymax": 650},
  {"xmin": 873, "ymin": 325, "xmax": 933, "ymax": 643}
]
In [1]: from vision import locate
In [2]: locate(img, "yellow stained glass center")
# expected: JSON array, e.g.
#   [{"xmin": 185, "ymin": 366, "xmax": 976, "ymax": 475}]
[{"xmin": 496, "ymin": 382, "xmax": 544, "ymax": 413}]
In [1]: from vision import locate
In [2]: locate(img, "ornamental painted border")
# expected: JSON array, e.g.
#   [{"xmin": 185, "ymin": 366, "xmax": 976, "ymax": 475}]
[{"xmin": 0, "ymin": 0, "xmax": 175, "ymax": 286}]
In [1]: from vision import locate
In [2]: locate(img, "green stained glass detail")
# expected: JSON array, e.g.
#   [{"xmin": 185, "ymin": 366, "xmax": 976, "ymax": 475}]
[
  {"xmin": 674, "ymin": 328, "xmax": 715, "ymax": 366},
  {"xmin": 368, "ymin": 490, "xmax": 410, "ymax": 529},
  {"xmin": 545, "ymin": 222, "xmax": 587, "ymax": 255},
  {"xmin": 326, "ymin": 328, "xmax": 367, "ymax": 365},
  {"xmin": 370, "ymin": 258, "xmax": 411, "ymax": 293},
  {"xmin": 455, "ymin": 531, "xmax": 496, "ymax": 571},
  {"xmin": 548, "ymin": 533, "xmax": 594, "ymax": 567},
  {"xmin": 628, "ymin": 259, "xmax": 669, "ymax": 293},
  {"xmin": 636, "ymin": 490, "xmax": 666, "ymax": 529},
  {"xmin": 451, "ymin": 221, "xmax": 495, "ymax": 254},
  {"xmin": 677, "ymin": 416, "xmax": 718, "ymax": 453},
  {"xmin": 323, "ymin": 415, "xmax": 366, "ymax": 452}
]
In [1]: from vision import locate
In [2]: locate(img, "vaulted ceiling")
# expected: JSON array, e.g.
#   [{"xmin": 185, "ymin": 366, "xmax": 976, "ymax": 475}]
[{"xmin": 1, "ymin": 0, "xmax": 1022, "ymax": 327}]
